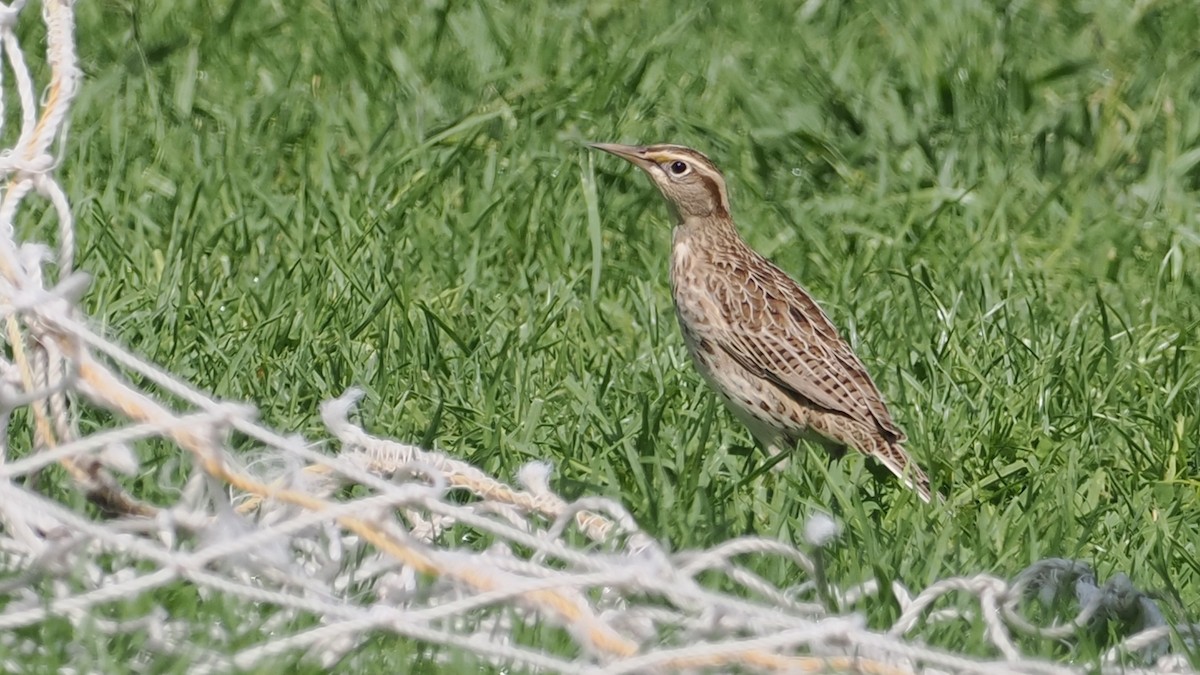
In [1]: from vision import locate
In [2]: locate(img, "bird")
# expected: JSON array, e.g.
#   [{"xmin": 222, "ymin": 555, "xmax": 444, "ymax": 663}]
[{"xmin": 589, "ymin": 142, "xmax": 934, "ymax": 503}]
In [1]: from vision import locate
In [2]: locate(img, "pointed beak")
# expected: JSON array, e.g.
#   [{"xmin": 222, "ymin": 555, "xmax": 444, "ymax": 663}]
[{"xmin": 588, "ymin": 142, "xmax": 654, "ymax": 170}]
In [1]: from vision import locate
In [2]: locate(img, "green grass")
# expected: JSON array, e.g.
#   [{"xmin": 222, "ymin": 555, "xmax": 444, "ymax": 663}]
[{"xmin": 7, "ymin": 0, "xmax": 1199, "ymax": 670}]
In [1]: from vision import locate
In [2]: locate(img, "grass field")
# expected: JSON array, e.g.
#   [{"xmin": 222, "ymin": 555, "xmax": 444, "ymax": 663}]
[{"xmin": 15, "ymin": 0, "xmax": 1200, "ymax": 670}]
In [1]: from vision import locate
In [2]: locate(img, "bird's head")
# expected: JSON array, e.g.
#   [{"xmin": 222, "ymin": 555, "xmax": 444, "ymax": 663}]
[{"xmin": 589, "ymin": 142, "xmax": 730, "ymax": 220}]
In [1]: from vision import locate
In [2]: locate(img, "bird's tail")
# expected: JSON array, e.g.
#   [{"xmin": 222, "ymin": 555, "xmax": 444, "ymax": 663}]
[{"xmin": 875, "ymin": 441, "xmax": 936, "ymax": 504}]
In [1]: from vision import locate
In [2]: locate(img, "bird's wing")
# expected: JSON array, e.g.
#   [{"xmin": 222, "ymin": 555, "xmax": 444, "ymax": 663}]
[{"xmin": 698, "ymin": 251, "xmax": 906, "ymax": 442}]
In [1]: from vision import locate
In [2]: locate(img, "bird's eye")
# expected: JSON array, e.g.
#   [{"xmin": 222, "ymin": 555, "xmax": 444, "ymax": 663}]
[{"xmin": 668, "ymin": 160, "xmax": 689, "ymax": 175}]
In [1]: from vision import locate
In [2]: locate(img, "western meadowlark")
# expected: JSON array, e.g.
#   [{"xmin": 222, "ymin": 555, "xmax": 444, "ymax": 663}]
[{"xmin": 590, "ymin": 142, "xmax": 934, "ymax": 503}]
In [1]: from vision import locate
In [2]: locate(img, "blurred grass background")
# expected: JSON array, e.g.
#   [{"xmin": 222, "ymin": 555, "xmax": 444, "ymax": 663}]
[{"xmin": 11, "ymin": 0, "xmax": 1199, "ymax": 669}]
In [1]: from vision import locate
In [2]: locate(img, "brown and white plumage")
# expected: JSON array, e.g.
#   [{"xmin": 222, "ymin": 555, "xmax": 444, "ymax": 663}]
[{"xmin": 590, "ymin": 142, "xmax": 934, "ymax": 502}]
